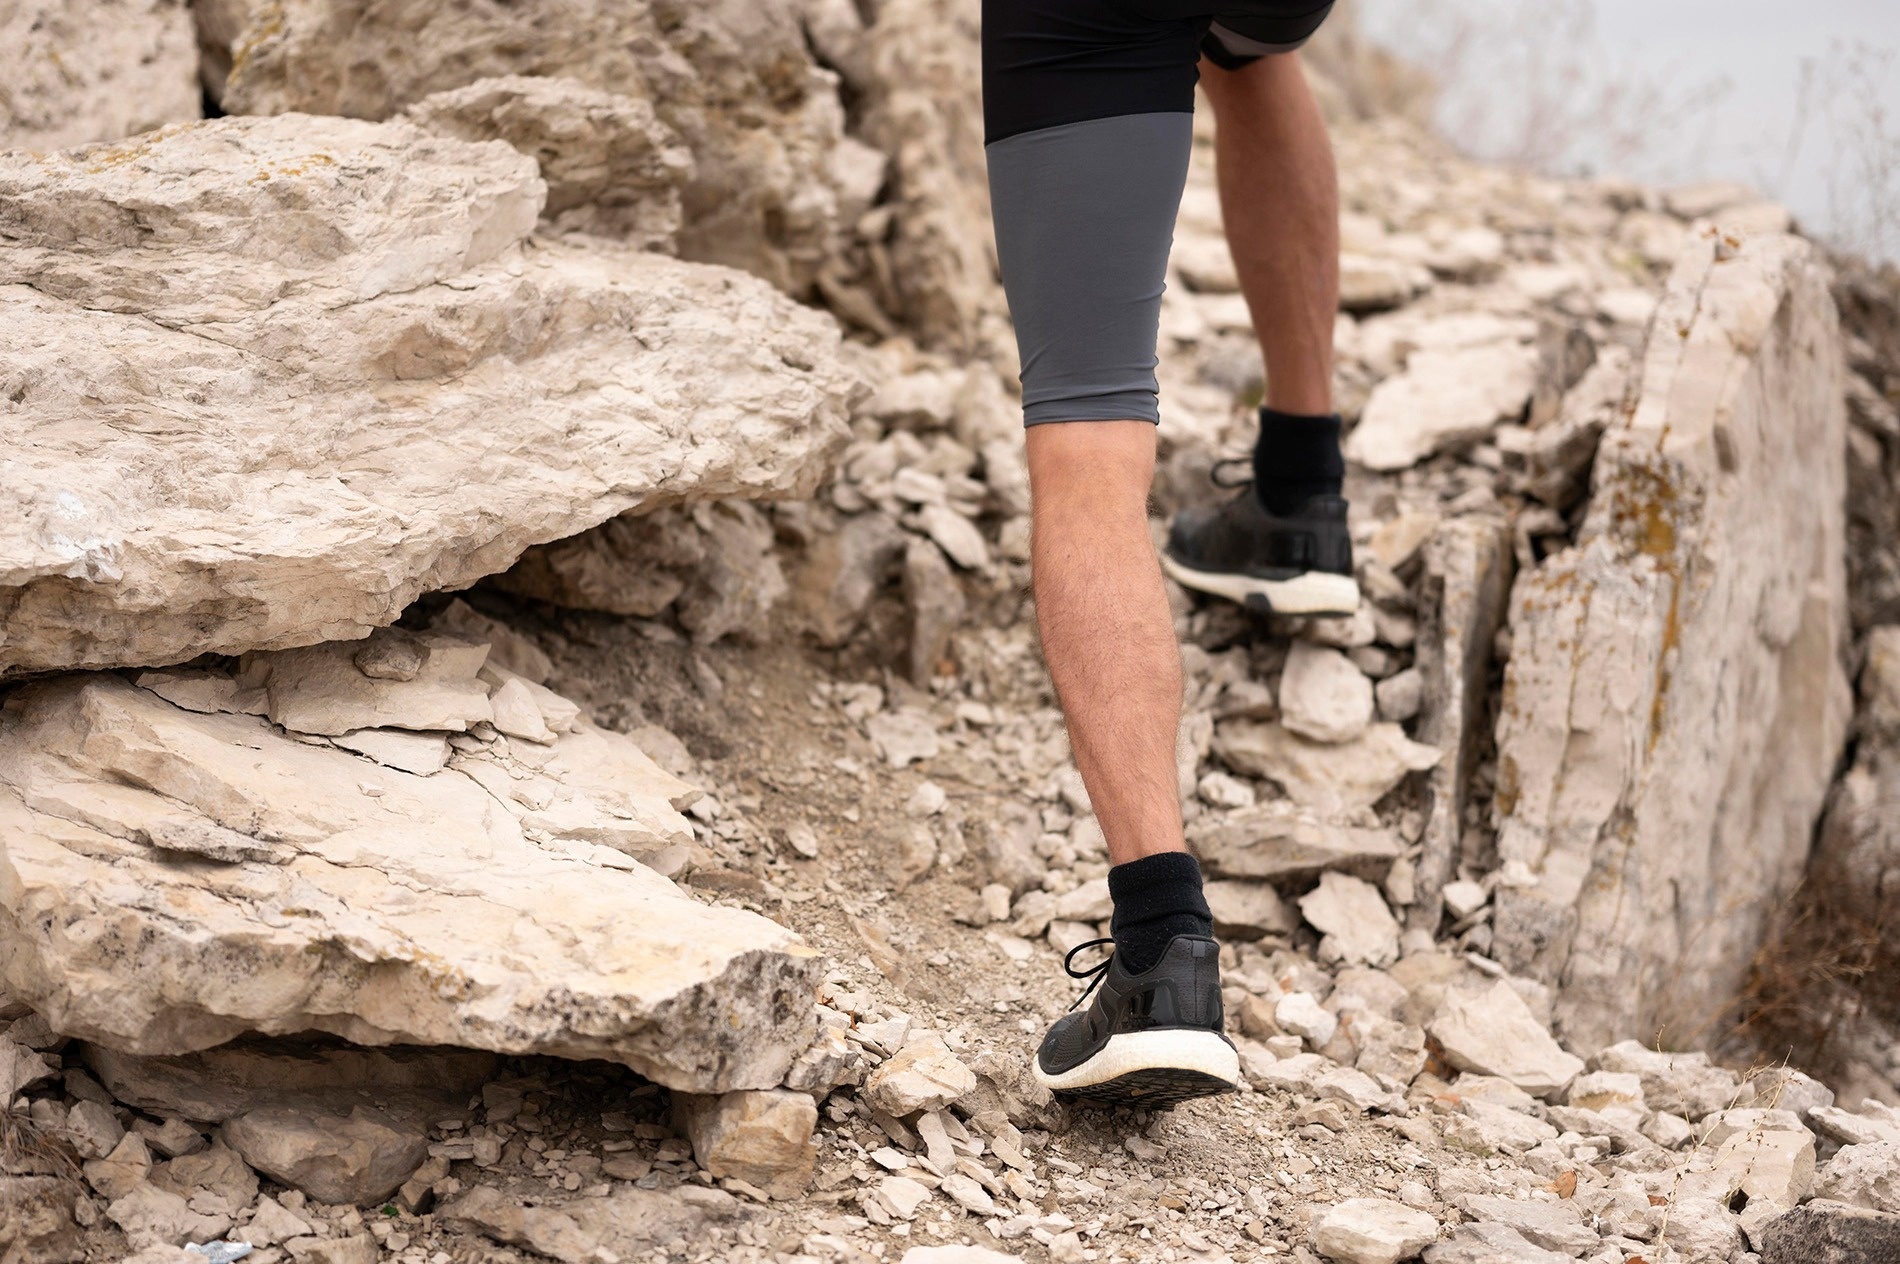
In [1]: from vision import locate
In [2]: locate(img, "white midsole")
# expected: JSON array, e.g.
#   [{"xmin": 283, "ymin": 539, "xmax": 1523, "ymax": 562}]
[
  {"xmin": 1160, "ymin": 555, "xmax": 1361, "ymax": 615},
  {"xmin": 1034, "ymin": 1030, "xmax": 1241, "ymax": 1092}
]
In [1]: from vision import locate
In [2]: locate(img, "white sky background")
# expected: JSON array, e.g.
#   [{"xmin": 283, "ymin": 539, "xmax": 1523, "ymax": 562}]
[{"xmin": 1355, "ymin": 0, "xmax": 1900, "ymax": 261}]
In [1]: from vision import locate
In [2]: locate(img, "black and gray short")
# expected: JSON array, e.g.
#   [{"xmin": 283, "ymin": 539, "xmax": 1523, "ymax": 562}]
[{"xmin": 983, "ymin": 0, "xmax": 1335, "ymax": 425}]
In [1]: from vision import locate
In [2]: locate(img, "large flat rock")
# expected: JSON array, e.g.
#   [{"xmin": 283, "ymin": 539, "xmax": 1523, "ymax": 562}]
[
  {"xmin": 0, "ymin": 115, "xmax": 856, "ymax": 677},
  {"xmin": 0, "ymin": 674, "xmax": 822, "ymax": 1091},
  {"xmin": 1490, "ymin": 230, "xmax": 1850, "ymax": 1052}
]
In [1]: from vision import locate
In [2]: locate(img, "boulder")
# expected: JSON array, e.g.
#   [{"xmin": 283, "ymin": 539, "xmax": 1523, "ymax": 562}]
[
  {"xmin": 1279, "ymin": 643, "xmax": 1376, "ymax": 744},
  {"xmin": 1427, "ymin": 980, "xmax": 1583, "ymax": 1098},
  {"xmin": 1489, "ymin": 231, "xmax": 1850, "ymax": 1052},
  {"xmin": 1760, "ymin": 1201, "xmax": 1900, "ymax": 1264},
  {"xmin": 0, "ymin": 114, "xmax": 855, "ymax": 678},
  {"xmin": 1214, "ymin": 721, "xmax": 1441, "ymax": 817},
  {"xmin": 1, "ymin": 0, "xmax": 200, "ymax": 151},
  {"xmin": 222, "ymin": 1106, "xmax": 429, "ymax": 1206},
  {"xmin": 213, "ymin": 0, "xmax": 858, "ymax": 291},
  {"xmin": 1345, "ymin": 341, "xmax": 1540, "ymax": 471},
  {"xmin": 403, "ymin": 75, "xmax": 692, "ymax": 248},
  {"xmin": 0, "ymin": 1175, "xmax": 85, "ymax": 1264},
  {"xmin": 1299, "ymin": 873, "xmax": 1401, "ymax": 968},
  {"xmin": 0, "ymin": 675, "xmax": 822, "ymax": 1092},
  {"xmin": 1311, "ymin": 1197, "xmax": 1439, "ymax": 1264},
  {"xmin": 1190, "ymin": 804, "xmax": 1403, "ymax": 882},
  {"xmin": 676, "ymin": 1089, "xmax": 819, "ymax": 1200}
]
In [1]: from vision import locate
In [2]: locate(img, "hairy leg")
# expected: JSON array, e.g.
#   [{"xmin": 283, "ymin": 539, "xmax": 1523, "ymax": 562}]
[
  {"xmin": 1026, "ymin": 421, "xmax": 1186, "ymax": 867},
  {"xmin": 1200, "ymin": 50, "xmax": 1339, "ymax": 415}
]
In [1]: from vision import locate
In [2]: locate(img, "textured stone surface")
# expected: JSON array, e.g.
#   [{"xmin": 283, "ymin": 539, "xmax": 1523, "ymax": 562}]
[
  {"xmin": 1190, "ymin": 805, "xmax": 1403, "ymax": 882},
  {"xmin": 1311, "ymin": 1197, "xmax": 1439, "ymax": 1264},
  {"xmin": 218, "ymin": 0, "xmax": 854, "ymax": 294},
  {"xmin": 0, "ymin": 114, "xmax": 855, "ymax": 677},
  {"xmin": 0, "ymin": 0, "xmax": 200, "ymax": 151},
  {"xmin": 1345, "ymin": 341, "xmax": 1540, "ymax": 471},
  {"xmin": 1760, "ymin": 1201, "xmax": 1900, "ymax": 1263},
  {"xmin": 1489, "ymin": 231, "xmax": 1850, "ymax": 1052},
  {"xmin": 403, "ymin": 75, "xmax": 692, "ymax": 248},
  {"xmin": 1427, "ymin": 981, "xmax": 1584, "ymax": 1097},
  {"xmin": 222, "ymin": 1105, "xmax": 429, "ymax": 1205},
  {"xmin": 439, "ymin": 1184, "xmax": 756, "ymax": 1259},
  {"xmin": 677, "ymin": 1089, "xmax": 819, "ymax": 1200},
  {"xmin": 0, "ymin": 675, "xmax": 821, "ymax": 1090}
]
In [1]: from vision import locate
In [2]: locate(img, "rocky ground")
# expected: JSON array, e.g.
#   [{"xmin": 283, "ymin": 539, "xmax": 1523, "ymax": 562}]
[{"xmin": 7, "ymin": 1, "xmax": 1900, "ymax": 1263}]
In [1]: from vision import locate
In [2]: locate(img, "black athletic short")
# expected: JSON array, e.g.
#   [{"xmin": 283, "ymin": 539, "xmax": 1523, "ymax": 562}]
[{"xmin": 983, "ymin": 0, "xmax": 1335, "ymax": 425}]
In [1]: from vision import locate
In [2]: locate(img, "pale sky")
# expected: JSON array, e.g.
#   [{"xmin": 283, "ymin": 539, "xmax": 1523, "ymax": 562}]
[{"xmin": 1358, "ymin": 0, "xmax": 1900, "ymax": 258}]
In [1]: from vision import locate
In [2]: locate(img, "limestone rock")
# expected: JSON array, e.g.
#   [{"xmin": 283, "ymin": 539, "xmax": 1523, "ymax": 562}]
[
  {"xmin": 1759, "ymin": 1201, "xmax": 1900, "ymax": 1263},
  {"xmin": 251, "ymin": 631, "xmax": 492, "ymax": 736},
  {"xmin": 83, "ymin": 1133, "xmax": 153, "ymax": 1201},
  {"xmin": 1214, "ymin": 720, "xmax": 1441, "ymax": 817},
  {"xmin": 108, "ymin": 1183, "xmax": 232, "ymax": 1248},
  {"xmin": 1427, "ymin": 981, "xmax": 1583, "ymax": 1097},
  {"xmin": 1205, "ymin": 880, "xmax": 1296, "ymax": 939},
  {"xmin": 1345, "ymin": 342, "xmax": 1540, "ymax": 471},
  {"xmin": 219, "ymin": 0, "xmax": 854, "ymax": 295},
  {"xmin": 1815, "ymin": 1142, "xmax": 1900, "ymax": 1214},
  {"xmin": 1452, "ymin": 1195, "xmax": 1598, "ymax": 1256},
  {"xmin": 1406, "ymin": 518, "xmax": 1513, "ymax": 931},
  {"xmin": 900, "ymin": 1247, "xmax": 1025, "ymax": 1264},
  {"xmin": 0, "ymin": 1175, "xmax": 85, "ymax": 1264},
  {"xmin": 1715, "ymin": 1128, "xmax": 1817, "ymax": 1207},
  {"xmin": 1423, "ymin": 1222, "xmax": 1575, "ymax": 1264},
  {"xmin": 1490, "ymin": 232, "xmax": 1849, "ymax": 1051},
  {"xmin": 1279, "ymin": 643, "xmax": 1376, "ymax": 744},
  {"xmin": 862, "ymin": 1038, "xmax": 976, "ymax": 1117},
  {"xmin": 1, "ymin": 0, "xmax": 200, "ymax": 151},
  {"xmin": 439, "ymin": 1183, "xmax": 755, "ymax": 1260},
  {"xmin": 792, "ymin": 511, "xmax": 907, "ymax": 646},
  {"xmin": 1299, "ymin": 872, "xmax": 1401, "ymax": 968},
  {"xmin": 1190, "ymin": 804, "xmax": 1403, "ymax": 881},
  {"xmin": 0, "ymin": 114, "xmax": 855, "ymax": 677},
  {"xmin": 677, "ymin": 1089, "xmax": 818, "ymax": 1201},
  {"xmin": 221, "ymin": 1105, "xmax": 428, "ymax": 1205},
  {"xmin": 905, "ymin": 536, "xmax": 967, "ymax": 686},
  {"xmin": 0, "ymin": 676, "xmax": 820, "ymax": 1092},
  {"xmin": 404, "ymin": 75, "xmax": 692, "ymax": 248},
  {"xmin": 1311, "ymin": 1197, "xmax": 1439, "ymax": 1264},
  {"xmin": 1591, "ymin": 1041, "xmax": 1743, "ymax": 1120},
  {"xmin": 2, "ymin": 1033, "xmax": 57, "ymax": 1104}
]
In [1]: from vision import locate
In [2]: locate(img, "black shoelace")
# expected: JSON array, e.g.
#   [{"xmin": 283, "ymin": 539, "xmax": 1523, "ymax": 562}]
[{"xmin": 1063, "ymin": 937, "xmax": 1118, "ymax": 1013}]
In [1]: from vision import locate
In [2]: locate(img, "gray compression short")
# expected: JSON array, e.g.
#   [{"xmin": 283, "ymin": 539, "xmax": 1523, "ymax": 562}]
[{"xmin": 983, "ymin": 0, "xmax": 1336, "ymax": 426}]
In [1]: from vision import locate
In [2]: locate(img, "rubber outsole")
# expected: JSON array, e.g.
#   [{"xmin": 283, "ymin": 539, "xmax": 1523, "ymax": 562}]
[
  {"xmin": 1160, "ymin": 554, "xmax": 1360, "ymax": 616},
  {"xmin": 1052, "ymin": 1066, "xmax": 1237, "ymax": 1109},
  {"xmin": 1035, "ymin": 1029, "xmax": 1240, "ymax": 1109}
]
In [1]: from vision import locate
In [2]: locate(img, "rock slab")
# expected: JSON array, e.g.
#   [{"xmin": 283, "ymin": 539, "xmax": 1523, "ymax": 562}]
[
  {"xmin": 1490, "ymin": 231, "xmax": 1850, "ymax": 1051},
  {"xmin": 0, "ymin": 675, "xmax": 821, "ymax": 1091},
  {"xmin": 0, "ymin": 114, "xmax": 856, "ymax": 677}
]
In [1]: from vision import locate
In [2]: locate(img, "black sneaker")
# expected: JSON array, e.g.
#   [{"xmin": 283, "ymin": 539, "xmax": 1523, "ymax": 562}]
[
  {"xmin": 1161, "ymin": 464, "xmax": 1359, "ymax": 616},
  {"xmin": 1034, "ymin": 936, "xmax": 1239, "ymax": 1107}
]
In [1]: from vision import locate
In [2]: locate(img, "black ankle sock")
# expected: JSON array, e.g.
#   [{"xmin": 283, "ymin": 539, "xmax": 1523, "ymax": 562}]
[
  {"xmin": 1252, "ymin": 409, "xmax": 1344, "ymax": 516},
  {"xmin": 1108, "ymin": 852, "xmax": 1214, "ymax": 974}
]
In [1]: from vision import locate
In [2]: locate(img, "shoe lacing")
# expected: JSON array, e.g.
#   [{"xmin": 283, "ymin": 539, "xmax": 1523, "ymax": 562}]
[
  {"xmin": 1062, "ymin": 937, "xmax": 1118, "ymax": 1013},
  {"xmin": 1210, "ymin": 458, "xmax": 1253, "ymax": 490}
]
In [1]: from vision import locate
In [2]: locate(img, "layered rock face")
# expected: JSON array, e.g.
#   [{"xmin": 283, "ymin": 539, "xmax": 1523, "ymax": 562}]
[
  {"xmin": 0, "ymin": 114, "xmax": 855, "ymax": 676},
  {"xmin": 214, "ymin": 0, "xmax": 869, "ymax": 294},
  {"xmin": 1490, "ymin": 231, "xmax": 1851, "ymax": 1051},
  {"xmin": 0, "ymin": 669, "xmax": 821, "ymax": 1091},
  {"xmin": 1, "ymin": 0, "xmax": 201, "ymax": 151}
]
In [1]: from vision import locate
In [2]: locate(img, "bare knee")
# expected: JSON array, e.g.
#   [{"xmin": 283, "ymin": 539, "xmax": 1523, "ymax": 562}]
[{"xmin": 1025, "ymin": 421, "xmax": 1157, "ymax": 520}]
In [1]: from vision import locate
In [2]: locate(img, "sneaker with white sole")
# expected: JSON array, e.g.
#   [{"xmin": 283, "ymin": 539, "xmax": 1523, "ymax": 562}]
[
  {"xmin": 1034, "ymin": 935, "xmax": 1239, "ymax": 1108},
  {"xmin": 1162, "ymin": 466, "xmax": 1359, "ymax": 617}
]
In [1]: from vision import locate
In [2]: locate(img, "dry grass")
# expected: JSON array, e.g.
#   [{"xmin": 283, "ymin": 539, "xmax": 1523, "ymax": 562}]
[{"xmin": 1729, "ymin": 853, "xmax": 1890, "ymax": 1083}]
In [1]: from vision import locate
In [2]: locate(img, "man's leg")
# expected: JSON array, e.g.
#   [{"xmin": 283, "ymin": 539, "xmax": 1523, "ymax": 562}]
[
  {"xmin": 985, "ymin": 0, "xmax": 1234, "ymax": 1106},
  {"xmin": 1158, "ymin": 38, "xmax": 1358, "ymax": 615},
  {"xmin": 1025, "ymin": 421, "xmax": 1185, "ymax": 867},
  {"xmin": 1201, "ymin": 50, "xmax": 1339, "ymax": 418}
]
